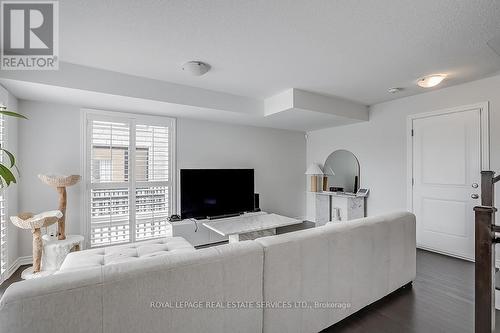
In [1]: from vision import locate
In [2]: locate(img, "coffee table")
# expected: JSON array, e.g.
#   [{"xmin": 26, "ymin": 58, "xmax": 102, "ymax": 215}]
[{"xmin": 202, "ymin": 213, "xmax": 302, "ymax": 243}]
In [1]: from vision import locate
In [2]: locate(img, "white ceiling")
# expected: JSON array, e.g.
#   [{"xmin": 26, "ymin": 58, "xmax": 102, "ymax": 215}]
[
  {"xmin": 58, "ymin": 0, "xmax": 500, "ymax": 105},
  {"xmin": 0, "ymin": 77, "xmax": 367, "ymax": 132}
]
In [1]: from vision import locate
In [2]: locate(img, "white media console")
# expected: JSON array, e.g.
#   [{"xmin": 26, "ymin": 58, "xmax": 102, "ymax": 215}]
[
  {"xmin": 171, "ymin": 211, "xmax": 268, "ymax": 246},
  {"xmin": 203, "ymin": 213, "xmax": 302, "ymax": 243}
]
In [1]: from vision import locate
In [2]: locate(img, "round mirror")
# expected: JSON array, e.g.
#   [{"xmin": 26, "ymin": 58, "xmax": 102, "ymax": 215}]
[{"xmin": 323, "ymin": 150, "xmax": 360, "ymax": 193}]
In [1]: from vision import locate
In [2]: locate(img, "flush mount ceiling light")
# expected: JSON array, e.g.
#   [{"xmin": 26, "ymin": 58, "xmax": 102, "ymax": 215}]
[
  {"xmin": 417, "ymin": 74, "xmax": 446, "ymax": 88},
  {"xmin": 182, "ymin": 61, "xmax": 211, "ymax": 76}
]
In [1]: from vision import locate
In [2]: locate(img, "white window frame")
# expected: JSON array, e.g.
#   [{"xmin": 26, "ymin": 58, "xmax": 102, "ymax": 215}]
[
  {"xmin": 0, "ymin": 111, "xmax": 8, "ymax": 283},
  {"xmin": 81, "ymin": 109, "xmax": 176, "ymax": 248}
]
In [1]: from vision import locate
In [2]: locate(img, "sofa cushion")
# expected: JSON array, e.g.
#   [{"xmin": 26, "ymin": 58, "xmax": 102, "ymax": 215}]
[{"xmin": 57, "ymin": 237, "xmax": 195, "ymax": 272}]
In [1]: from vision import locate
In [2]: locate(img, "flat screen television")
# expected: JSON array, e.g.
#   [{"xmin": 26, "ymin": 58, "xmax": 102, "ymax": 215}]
[{"xmin": 180, "ymin": 169, "xmax": 255, "ymax": 219}]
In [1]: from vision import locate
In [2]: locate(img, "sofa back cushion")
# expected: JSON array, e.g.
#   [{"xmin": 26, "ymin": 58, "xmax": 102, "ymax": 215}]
[
  {"xmin": 255, "ymin": 211, "xmax": 416, "ymax": 333},
  {"xmin": 101, "ymin": 241, "xmax": 264, "ymax": 333},
  {"xmin": 57, "ymin": 236, "xmax": 195, "ymax": 273}
]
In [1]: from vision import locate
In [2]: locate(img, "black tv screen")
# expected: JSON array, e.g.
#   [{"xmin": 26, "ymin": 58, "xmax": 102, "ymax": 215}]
[{"xmin": 180, "ymin": 169, "xmax": 255, "ymax": 219}]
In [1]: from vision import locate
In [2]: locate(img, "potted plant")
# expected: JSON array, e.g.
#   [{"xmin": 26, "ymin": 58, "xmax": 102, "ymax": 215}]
[{"xmin": 0, "ymin": 105, "xmax": 27, "ymax": 187}]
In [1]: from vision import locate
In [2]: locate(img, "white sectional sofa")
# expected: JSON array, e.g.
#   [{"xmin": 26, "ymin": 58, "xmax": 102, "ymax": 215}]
[{"xmin": 0, "ymin": 212, "xmax": 416, "ymax": 333}]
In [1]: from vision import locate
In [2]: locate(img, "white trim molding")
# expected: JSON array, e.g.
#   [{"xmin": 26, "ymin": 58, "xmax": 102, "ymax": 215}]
[
  {"xmin": 406, "ymin": 101, "xmax": 490, "ymax": 212},
  {"xmin": 406, "ymin": 101, "xmax": 490, "ymax": 261},
  {"xmin": 3, "ymin": 255, "xmax": 32, "ymax": 283},
  {"xmin": 81, "ymin": 109, "xmax": 177, "ymax": 249}
]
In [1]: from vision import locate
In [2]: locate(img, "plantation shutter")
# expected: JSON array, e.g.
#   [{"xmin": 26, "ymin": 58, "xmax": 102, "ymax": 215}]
[
  {"xmin": 0, "ymin": 114, "xmax": 6, "ymax": 279},
  {"xmin": 0, "ymin": 195, "xmax": 5, "ymax": 278},
  {"xmin": 135, "ymin": 124, "xmax": 171, "ymax": 240},
  {"xmin": 86, "ymin": 112, "xmax": 175, "ymax": 248},
  {"xmin": 89, "ymin": 120, "xmax": 131, "ymax": 247}
]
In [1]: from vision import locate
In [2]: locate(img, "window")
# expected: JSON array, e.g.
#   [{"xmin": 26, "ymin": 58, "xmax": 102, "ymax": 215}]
[
  {"xmin": 84, "ymin": 111, "xmax": 175, "ymax": 248},
  {"xmin": 0, "ymin": 113, "xmax": 7, "ymax": 281}
]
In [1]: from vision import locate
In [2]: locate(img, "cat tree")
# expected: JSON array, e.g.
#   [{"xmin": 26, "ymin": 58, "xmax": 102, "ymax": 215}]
[
  {"xmin": 9, "ymin": 174, "xmax": 84, "ymax": 279},
  {"xmin": 38, "ymin": 174, "xmax": 81, "ymax": 240},
  {"xmin": 10, "ymin": 211, "xmax": 63, "ymax": 275}
]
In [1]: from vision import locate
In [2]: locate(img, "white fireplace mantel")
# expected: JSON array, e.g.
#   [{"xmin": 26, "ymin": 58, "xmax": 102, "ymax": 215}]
[{"xmin": 306, "ymin": 191, "xmax": 365, "ymax": 225}]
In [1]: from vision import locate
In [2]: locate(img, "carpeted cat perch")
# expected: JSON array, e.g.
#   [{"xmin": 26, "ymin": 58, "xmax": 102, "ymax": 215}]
[
  {"xmin": 38, "ymin": 174, "xmax": 81, "ymax": 240},
  {"xmin": 10, "ymin": 210, "xmax": 63, "ymax": 273}
]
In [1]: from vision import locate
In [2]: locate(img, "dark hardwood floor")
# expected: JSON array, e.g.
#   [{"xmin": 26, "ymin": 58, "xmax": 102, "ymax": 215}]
[
  {"xmin": 1, "ymin": 252, "xmax": 499, "ymax": 332},
  {"xmin": 0, "ymin": 264, "xmax": 27, "ymax": 299},
  {"xmin": 324, "ymin": 249, "xmax": 500, "ymax": 332}
]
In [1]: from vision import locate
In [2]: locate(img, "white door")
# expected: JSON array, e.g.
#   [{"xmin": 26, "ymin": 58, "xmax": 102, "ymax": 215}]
[{"xmin": 412, "ymin": 108, "xmax": 483, "ymax": 260}]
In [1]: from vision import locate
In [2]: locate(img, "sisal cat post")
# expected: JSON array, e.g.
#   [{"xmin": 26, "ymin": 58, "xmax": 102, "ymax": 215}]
[{"xmin": 38, "ymin": 174, "xmax": 81, "ymax": 240}]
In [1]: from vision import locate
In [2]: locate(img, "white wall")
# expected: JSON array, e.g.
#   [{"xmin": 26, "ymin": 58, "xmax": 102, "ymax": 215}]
[
  {"xmin": 307, "ymin": 73, "xmax": 500, "ymax": 216},
  {"xmin": 177, "ymin": 118, "xmax": 305, "ymax": 218},
  {"xmin": 17, "ymin": 101, "xmax": 82, "ymax": 257},
  {"xmin": 16, "ymin": 101, "xmax": 306, "ymax": 256}
]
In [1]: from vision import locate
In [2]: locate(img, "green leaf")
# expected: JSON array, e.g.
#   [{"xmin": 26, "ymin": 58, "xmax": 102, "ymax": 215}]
[
  {"xmin": 0, "ymin": 164, "xmax": 16, "ymax": 186},
  {"xmin": 0, "ymin": 110, "xmax": 27, "ymax": 119},
  {"xmin": 0, "ymin": 108, "xmax": 24, "ymax": 187},
  {"xmin": 1, "ymin": 148, "xmax": 15, "ymax": 168}
]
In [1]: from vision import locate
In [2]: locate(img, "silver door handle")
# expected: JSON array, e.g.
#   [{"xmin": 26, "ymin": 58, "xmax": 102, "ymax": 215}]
[
  {"xmin": 471, "ymin": 194, "xmax": 479, "ymax": 199},
  {"xmin": 472, "ymin": 183, "xmax": 479, "ymax": 188}
]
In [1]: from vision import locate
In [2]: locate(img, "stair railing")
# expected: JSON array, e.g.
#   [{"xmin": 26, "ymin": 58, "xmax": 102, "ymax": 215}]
[{"xmin": 475, "ymin": 171, "xmax": 500, "ymax": 332}]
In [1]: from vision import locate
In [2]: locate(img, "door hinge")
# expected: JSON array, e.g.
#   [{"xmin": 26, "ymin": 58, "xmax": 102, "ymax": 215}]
[
  {"xmin": 412, "ymin": 178, "xmax": 414, "ymax": 186},
  {"xmin": 411, "ymin": 129, "xmax": 414, "ymax": 136}
]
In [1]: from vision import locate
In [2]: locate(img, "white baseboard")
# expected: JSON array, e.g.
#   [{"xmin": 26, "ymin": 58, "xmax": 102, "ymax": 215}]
[
  {"xmin": 417, "ymin": 245, "xmax": 500, "ymax": 269},
  {"xmin": 416, "ymin": 244, "xmax": 474, "ymax": 262},
  {"xmin": 5, "ymin": 255, "xmax": 32, "ymax": 281}
]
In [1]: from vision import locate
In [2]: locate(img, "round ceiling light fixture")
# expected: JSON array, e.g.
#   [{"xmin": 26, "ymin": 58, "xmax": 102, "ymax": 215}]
[
  {"xmin": 182, "ymin": 61, "xmax": 211, "ymax": 76},
  {"xmin": 417, "ymin": 74, "xmax": 446, "ymax": 88}
]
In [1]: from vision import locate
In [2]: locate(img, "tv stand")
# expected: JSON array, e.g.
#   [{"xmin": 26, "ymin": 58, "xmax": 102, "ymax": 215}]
[{"xmin": 208, "ymin": 213, "xmax": 241, "ymax": 220}]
